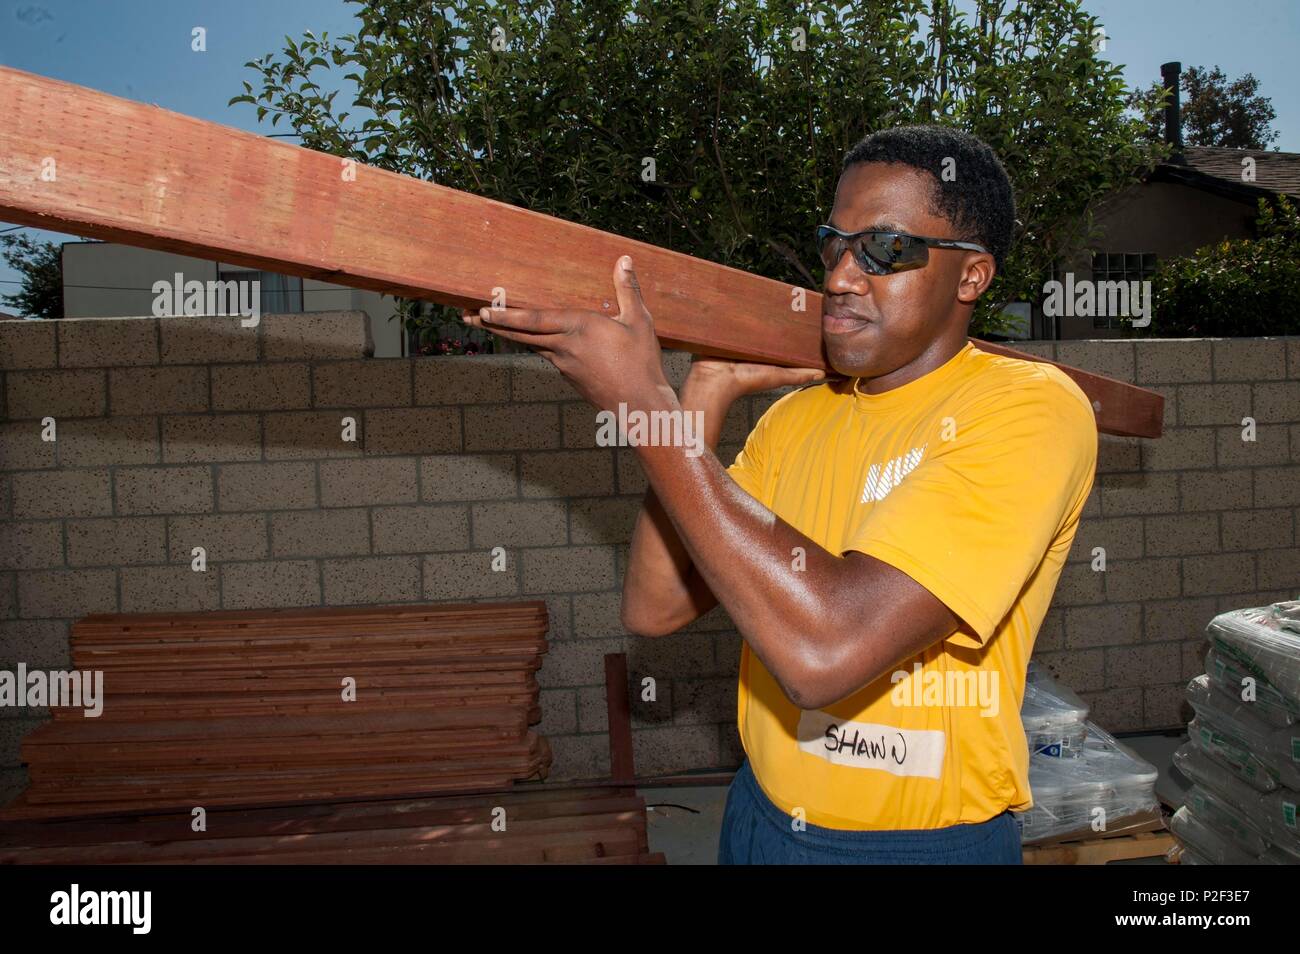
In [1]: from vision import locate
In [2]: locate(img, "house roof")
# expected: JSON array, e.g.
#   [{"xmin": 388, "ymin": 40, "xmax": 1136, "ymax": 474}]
[{"xmin": 1151, "ymin": 145, "xmax": 1300, "ymax": 202}]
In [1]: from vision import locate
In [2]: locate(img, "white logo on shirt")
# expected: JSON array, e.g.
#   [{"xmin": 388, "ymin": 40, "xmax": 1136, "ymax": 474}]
[{"xmin": 861, "ymin": 444, "xmax": 927, "ymax": 503}]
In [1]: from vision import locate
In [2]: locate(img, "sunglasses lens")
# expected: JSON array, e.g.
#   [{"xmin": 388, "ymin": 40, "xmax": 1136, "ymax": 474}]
[
  {"xmin": 863, "ymin": 233, "xmax": 928, "ymax": 272},
  {"xmin": 817, "ymin": 229, "xmax": 929, "ymax": 275},
  {"xmin": 817, "ymin": 230, "xmax": 847, "ymax": 270}
]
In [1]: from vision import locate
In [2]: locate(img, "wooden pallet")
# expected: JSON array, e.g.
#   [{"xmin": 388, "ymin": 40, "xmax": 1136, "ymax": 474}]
[
  {"xmin": 0, "ymin": 786, "xmax": 664, "ymax": 865},
  {"xmin": 1023, "ymin": 827, "xmax": 1174, "ymax": 865}
]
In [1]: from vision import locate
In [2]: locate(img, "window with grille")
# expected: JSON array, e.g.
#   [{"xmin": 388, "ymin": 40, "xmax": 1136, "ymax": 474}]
[{"xmin": 1090, "ymin": 252, "xmax": 1156, "ymax": 330}]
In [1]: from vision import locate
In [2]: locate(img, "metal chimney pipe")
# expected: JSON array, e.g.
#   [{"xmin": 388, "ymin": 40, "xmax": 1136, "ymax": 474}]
[{"xmin": 1161, "ymin": 61, "xmax": 1182, "ymax": 150}]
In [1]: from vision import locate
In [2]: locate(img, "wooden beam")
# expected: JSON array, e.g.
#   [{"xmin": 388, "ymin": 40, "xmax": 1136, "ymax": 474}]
[
  {"xmin": 970, "ymin": 339, "xmax": 1163, "ymax": 439},
  {"xmin": 0, "ymin": 66, "xmax": 1161, "ymax": 437}
]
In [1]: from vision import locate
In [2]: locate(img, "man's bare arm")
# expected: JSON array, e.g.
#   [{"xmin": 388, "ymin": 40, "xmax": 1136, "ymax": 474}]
[
  {"xmin": 628, "ymin": 379, "xmax": 960, "ymax": 710},
  {"xmin": 621, "ymin": 364, "xmax": 826, "ymax": 637},
  {"xmin": 619, "ymin": 392, "xmax": 725, "ymax": 636}
]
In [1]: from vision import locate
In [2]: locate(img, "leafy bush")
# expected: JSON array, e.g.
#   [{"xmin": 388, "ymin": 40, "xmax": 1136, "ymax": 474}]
[{"xmin": 1148, "ymin": 196, "xmax": 1300, "ymax": 336}]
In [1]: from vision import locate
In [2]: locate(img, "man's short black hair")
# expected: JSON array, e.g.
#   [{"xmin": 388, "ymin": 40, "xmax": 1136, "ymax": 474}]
[{"xmin": 842, "ymin": 125, "xmax": 1015, "ymax": 274}]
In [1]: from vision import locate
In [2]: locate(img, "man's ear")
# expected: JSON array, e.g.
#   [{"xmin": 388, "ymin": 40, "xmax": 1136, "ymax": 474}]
[{"xmin": 955, "ymin": 253, "xmax": 996, "ymax": 304}]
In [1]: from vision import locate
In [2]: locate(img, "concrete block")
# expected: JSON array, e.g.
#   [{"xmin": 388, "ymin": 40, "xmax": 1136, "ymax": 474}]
[
  {"xmin": 372, "ymin": 504, "xmax": 471, "ymax": 554},
  {"xmin": 263, "ymin": 411, "xmax": 364, "ymax": 460},
  {"xmin": 58, "ymin": 317, "xmax": 158, "ymax": 367},
  {"xmin": 211, "ymin": 364, "xmax": 309, "ymax": 411},
  {"xmin": 67, "ymin": 517, "xmax": 166, "ymax": 567},
  {"xmin": 362, "ymin": 408, "xmax": 461, "ymax": 455},
  {"xmin": 420, "ymin": 454, "xmax": 517, "ymax": 502},
  {"xmin": 121, "ymin": 565, "xmax": 221, "ymax": 613},
  {"xmin": 167, "ymin": 513, "xmax": 268, "ymax": 562},
  {"xmin": 319, "ymin": 458, "xmax": 417, "ymax": 507},
  {"xmin": 221, "ymin": 560, "xmax": 321, "ymax": 609},
  {"xmin": 110, "ymin": 366, "xmax": 209, "ymax": 416},
  {"xmin": 217, "ymin": 461, "xmax": 317, "ymax": 512},
  {"xmin": 115, "ymin": 466, "xmax": 213, "ymax": 515},
  {"xmin": 7, "ymin": 370, "xmax": 104, "ymax": 418},
  {"xmin": 162, "ymin": 414, "xmax": 260, "ymax": 463},
  {"xmin": 11, "ymin": 469, "xmax": 111, "ymax": 518},
  {"xmin": 323, "ymin": 556, "xmax": 421, "ymax": 605},
  {"xmin": 270, "ymin": 509, "xmax": 370, "ymax": 558},
  {"xmin": 520, "ymin": 450, "xmax": 615, "ymax": 498}
]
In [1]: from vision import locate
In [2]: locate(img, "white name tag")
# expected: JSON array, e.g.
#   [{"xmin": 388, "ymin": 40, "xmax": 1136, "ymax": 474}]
[{"xmin": 797, "ymin": 710, "xmax": 946, "ymax": 779}]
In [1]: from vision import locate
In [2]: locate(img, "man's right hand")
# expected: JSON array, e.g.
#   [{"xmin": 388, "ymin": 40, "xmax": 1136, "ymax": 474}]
[{"xmin": 683, "ymin": 357, "xmax": 829, "ymax": 404}]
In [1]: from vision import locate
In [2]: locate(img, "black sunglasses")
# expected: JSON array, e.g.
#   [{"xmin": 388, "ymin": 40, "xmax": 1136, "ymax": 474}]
[{"xmin": 816, "ymin": 225, "xmax": 990, "ymax": 276}]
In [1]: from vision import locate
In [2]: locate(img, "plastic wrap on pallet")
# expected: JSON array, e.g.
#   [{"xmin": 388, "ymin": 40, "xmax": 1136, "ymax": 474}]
[
  {"xmin": 1018, "ymin": 721, "xmax": 1159, "ymax": 845},
  {"xmin": 1174, "ymin": 743, "xmax": 1300, "ymax": 864},
  {"xmin": 1021, "ymin": 661, "xmax": 1090, "ymax": 758},
  {"xmin": 1172, "ymin": 743, "xmax": 1272, "ymax": 832},
  {"xmin": 1261, "ymin": 844, "xmax": 1300, "ymax": 864},
  {"xmin": 1182, "ymin": 784, "xmax": 1272, "ymax": 856},
  {"xmin": 1205, "ymin": 648, "xmax": 1297, "ymax": 728},
  {"xmin": 1273, "ymin": 727, "xmax": 1300, "ymax": 791},
  {"xmin": 1205, "ymin": 601, "xmax": 1300, "ymax": 710},
  {"xmin": 1186, "ymin": 673, "xmax": 1287, "ymax": 790},
  {"xmin": 1186, "ymin": 673, "xmax": 1300, "ymax": 790},
  {"xmin": 1168, "ymin": 805, "xmax": 1263, "ymax": 864},
  {"xmin": 1187, "ymin": 716, "xmax": 1279, "ymax": 793},
  {"xmin": 1260, "ymin": 788, "xmax": 1300, "ymax": 860}
]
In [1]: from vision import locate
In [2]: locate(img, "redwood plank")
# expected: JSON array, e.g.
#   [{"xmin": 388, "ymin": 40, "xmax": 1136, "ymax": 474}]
[
  {"xmin": 604, "ymin": 653, "xmax": 636, "ymax": 785},
  {"xmin": 0, "ymin": 66, "xmax": 1161, "ymax": 437},
  {"xmin": 967, "ymin": 339, "xmax": 1163, "ymax": 439}
]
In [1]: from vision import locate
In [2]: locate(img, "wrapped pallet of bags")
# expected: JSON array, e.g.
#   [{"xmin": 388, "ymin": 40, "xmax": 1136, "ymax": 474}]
[
  {"xmin": 1168, "ymin": 805, "xmax": 1266, "ymax": 865},
  {"xmin": 1018, "ymin": 721, "xmax": 1160, "ymax": 845},
  {"xmin": 1172, "ymin": 742, "xmax": 1274, "ymax": 836},
  {"xmin": 1182, "ymin": 784, "xmax": 1271, "ymax": 856},
  {"xmin": 1205, "ymin": 647, "xmax": 1298, "ymax": 728},
  {"xmin": 1185, "ymin": 674, "xmax": 1281, "ymax": 791},
  {"xmin": 1259, "ymin": 789, "xmax": 1300, "ymax": 861},
  {"xmin": 1205, "ymin": 601, "xmax": 1300, "ymax": 711},
  {"xmin": 1021, "ymin": 660, "xmax": 1090, "ymax": 758}
]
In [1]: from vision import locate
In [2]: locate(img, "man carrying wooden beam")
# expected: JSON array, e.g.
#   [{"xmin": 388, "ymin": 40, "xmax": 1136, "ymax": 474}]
[{"xmin": 465, "ymin": 125, "xmax": 1097, "ymax": 864}]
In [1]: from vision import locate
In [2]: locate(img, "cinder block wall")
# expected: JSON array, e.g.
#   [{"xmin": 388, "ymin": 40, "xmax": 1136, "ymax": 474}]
[
  {"xmin": 1011, "ymin": 337, "xmax": 1299, "ymax": 730},
  {"xmin": 1, "ymin": 315, "xmax": 1297, "ymax": 800}
]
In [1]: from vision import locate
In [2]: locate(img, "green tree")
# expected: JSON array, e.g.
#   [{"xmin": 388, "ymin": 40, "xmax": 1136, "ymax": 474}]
[
  {"xmin": 233, "ymin": 0, "xmax": 1165, "ymax": 337},
  {"xmin": 0, "ymin": 233, "xmax": 63, "ymax": 320},
  {"xmin": 1135, "ymin": 65, "xmax": 1279, "ymax": 150}
]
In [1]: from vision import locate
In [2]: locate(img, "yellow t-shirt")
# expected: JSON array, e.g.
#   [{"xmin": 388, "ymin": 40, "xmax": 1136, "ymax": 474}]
[{"xmin": 725, "ymin": 340, "xmax": 1098, "ymax": 830}]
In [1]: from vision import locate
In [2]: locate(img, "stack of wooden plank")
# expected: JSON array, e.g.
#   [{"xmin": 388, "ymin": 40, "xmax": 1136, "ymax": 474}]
[
  {"xmin": 4, "ymin": 602, "xmax": 551, "ymax": 819},
  {"xmin": 0, "ymin": 786, "xmax": 664, "ymax": 864}
]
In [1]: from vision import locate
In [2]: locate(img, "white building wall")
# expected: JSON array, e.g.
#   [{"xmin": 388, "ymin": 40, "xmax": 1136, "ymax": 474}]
[
  {"xmin": 62, "ymin": 243, "xmax": 216, "ymax": 320},
  {"xmin": 61, "ymin": 243, "xmax": 405, "ymax": 357}
]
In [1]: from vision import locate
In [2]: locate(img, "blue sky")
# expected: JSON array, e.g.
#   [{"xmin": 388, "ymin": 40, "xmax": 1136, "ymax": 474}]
[{"xmin": 2, "ymin": 0, "xmax": 1297, "ymax": 295}]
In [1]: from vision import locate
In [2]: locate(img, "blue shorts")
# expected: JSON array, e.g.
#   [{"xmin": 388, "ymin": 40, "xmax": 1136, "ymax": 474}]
[{"xmin": 719, "ymin": 759, "xmax": 1023, "ymax": 864}]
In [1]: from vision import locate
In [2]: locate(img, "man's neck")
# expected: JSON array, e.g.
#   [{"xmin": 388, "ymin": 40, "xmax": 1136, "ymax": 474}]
[{"xmin": 856, "ymin": 330, "xmax": 969, "ymax": 395}]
